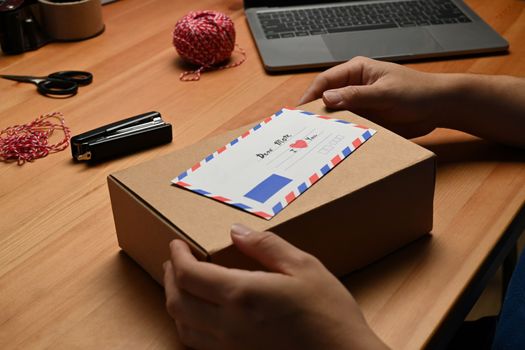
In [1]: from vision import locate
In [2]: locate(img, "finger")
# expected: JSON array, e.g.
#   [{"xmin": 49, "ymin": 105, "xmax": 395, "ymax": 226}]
[
  {"xmin": 164, "ymin": 260, "xmax": 178, "ymax": 307},
  {"xmin": 176, "ymin": 321, "xmax": 219, "ymax": 350},
  {"xmin": 164, "ymin": 261, "xmax": 221, "ymax": 329},
  {"xmin": 299, "ymin": 57, "xmax": 368, "ymax": 105},
  {"xmin": 322, "ymin": 84, "xmax": 380, "ymax": 112},
  {"xmin": 230, "ymin": 223, "xmax": 319, "ymax": 275},
  {"xmin": 168, "ymin": 239, "xmax": 252, "ymax": 305}
]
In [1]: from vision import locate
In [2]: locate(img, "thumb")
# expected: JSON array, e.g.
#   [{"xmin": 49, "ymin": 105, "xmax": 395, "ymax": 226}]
[
  {"xmin": 322, "ymin": 85, "xmax": 376, "ymax": 111},
  {"xmin": 230, "ymin": 223, "xmax": 312, "ymax": 274}
]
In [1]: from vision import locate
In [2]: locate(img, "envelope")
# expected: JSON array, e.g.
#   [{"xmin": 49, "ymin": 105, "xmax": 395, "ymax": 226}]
[{"xmin": 172, "ymin": 108, "xmax": 375, "ymax": 219}]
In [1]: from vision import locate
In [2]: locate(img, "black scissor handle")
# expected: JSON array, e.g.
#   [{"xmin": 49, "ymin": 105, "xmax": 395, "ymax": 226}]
[
  {"xmin": 48, "ymin": 71, "xmax": 93, "ymax": 86},
  {"xmin": 37, "ymin": 78, "xmax": 78, "ymax": 96}
]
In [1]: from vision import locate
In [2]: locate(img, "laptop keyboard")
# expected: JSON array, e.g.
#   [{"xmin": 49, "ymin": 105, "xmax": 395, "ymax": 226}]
[{"xmin": 257, "ymin": 0, "xmax": 472, "ymax": 39}]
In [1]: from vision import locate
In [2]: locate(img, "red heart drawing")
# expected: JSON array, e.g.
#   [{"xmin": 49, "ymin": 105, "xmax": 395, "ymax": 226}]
[{"xmin": 290, "ymin": 140, "xmax": 308, "ymax": 149}]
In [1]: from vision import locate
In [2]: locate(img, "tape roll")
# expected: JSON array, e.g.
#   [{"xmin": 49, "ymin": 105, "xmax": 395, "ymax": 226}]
[{"xmin": 38, "ymin": 0, "xmax": 104, "ymax": 41}]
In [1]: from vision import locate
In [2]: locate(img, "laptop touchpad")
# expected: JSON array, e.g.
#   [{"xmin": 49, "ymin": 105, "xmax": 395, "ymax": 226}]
[{"xmin": 323, "ymin": 28, "xmax": 443, "ymax": 60}]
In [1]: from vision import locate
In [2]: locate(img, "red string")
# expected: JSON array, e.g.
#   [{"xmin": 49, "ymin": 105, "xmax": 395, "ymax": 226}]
[
  {"xmin": 0, "ymin": 112, "xmax": 71, "ymax": 165},
  {"xmin": 173, "ymin": 11, "xmax": 246, "ymax": 81}
]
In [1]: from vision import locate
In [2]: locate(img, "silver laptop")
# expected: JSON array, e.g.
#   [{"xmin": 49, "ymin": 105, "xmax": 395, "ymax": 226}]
[{"xmin": 244, "ymin": 0, "xmax": 509, "ymax": 71}]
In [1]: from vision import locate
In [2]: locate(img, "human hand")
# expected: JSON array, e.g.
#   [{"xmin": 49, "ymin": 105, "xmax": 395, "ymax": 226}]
[
  {"xmin": 163, "ymin": 224, "xmax": 389, "ymax": 350},
  {"xmin": 300, "ymin": 56, "xmax": 448, "ymax": 139}
]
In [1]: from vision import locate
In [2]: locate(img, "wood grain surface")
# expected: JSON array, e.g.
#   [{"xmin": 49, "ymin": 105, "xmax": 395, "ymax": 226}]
[{"xmin": 0, "ymin": 0, "xmax": 524, "ymax": 349}]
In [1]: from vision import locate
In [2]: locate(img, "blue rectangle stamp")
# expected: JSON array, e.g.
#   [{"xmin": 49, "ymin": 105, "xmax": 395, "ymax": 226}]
[{"xmin": 244, "ymin": 174, "xmax": 292, "ymax": 203}]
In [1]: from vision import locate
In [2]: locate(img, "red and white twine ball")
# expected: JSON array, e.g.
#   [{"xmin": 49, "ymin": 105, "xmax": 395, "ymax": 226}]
[
  {"xmin": 173, "ymin": 10, "xmax": 246, "ymax": 81},
  {"xmin": 0, "ymin": 112, "xmax": 71, "ymax": 165}
]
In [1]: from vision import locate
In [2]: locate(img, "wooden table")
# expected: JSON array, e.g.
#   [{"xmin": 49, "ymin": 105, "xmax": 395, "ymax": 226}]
[{"xmin": 1, "ymin": 0, "xmax": 524, "ymax": 348}]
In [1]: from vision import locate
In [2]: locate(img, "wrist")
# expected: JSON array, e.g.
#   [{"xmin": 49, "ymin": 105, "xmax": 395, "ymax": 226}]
[{"xmin": 423, "ymin": 72, "xmax": 471, "ymax": 131}]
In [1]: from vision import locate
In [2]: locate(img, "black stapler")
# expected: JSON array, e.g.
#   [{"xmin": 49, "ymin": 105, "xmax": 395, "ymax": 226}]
[{"xmin": 71, "ymin": 111, "xmax": 172, "ymax": 162}]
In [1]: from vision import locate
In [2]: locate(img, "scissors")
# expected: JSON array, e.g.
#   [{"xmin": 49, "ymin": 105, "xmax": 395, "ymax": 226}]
[{"xmin": 0, "ymin": 70, "xmax": 93, "ymax": 97}]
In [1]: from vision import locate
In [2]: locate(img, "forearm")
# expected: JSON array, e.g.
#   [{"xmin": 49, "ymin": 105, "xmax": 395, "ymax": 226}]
[{"xmin": 432, "ymin": 73, "xmax": 525, "ymax": 148}]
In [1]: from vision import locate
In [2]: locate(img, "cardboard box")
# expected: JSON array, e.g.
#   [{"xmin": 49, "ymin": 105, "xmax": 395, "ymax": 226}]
[{"xmin": 108, "ymin": 102, "xmax": 435, "ymax": 284}]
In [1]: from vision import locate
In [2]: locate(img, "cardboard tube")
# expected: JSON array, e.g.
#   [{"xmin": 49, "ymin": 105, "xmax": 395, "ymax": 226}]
[{"xmin": 38, "ymin": 0, "xmax": 104, "ymax": 41}]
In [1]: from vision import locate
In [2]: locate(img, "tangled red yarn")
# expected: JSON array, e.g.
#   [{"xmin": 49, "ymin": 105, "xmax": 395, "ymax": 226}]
[
  {"xmin": 0, "ymin": 112, "xmax": 71, "ymax": 165},
  {"xmin": 173, "ymin": 10, "xmax": 246, "ymax": 81}
]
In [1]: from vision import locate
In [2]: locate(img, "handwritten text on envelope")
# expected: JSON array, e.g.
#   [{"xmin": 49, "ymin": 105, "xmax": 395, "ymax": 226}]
[{"xmin": 172, "ymin": 108, "xmax": 376, "ymax": 220}]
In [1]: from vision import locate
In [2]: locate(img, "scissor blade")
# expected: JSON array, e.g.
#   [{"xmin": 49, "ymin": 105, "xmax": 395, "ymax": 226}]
[{"xmin": 0, "ymin": 74, "xmax": 40, "ymax": 83}]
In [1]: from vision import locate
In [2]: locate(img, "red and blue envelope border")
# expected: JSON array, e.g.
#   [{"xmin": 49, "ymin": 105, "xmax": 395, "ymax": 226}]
[{"xmin": 173, "ymin": 108, "xmax": 375, "ymax": 220}]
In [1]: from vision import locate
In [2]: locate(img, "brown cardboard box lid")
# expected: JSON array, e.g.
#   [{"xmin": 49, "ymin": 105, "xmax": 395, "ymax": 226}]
[{"xmin": 110, "ymin": 101, "xmax": 435, "ymax": 256}]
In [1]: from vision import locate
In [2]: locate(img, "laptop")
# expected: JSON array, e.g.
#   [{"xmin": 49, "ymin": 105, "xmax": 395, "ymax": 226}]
[{"xmin": 244, "ymin": 0, "xmax": 509, "ymax": 71}]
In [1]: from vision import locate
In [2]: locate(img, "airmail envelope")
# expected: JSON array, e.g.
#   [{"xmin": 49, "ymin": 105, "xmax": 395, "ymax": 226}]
[{"xmin": 172, "ymin": 108, "xmax": 375, "ymax": 219}]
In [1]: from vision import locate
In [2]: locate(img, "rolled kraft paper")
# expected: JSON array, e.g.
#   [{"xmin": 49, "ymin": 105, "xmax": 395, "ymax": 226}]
[{"xmin": 38, "ymin": 0, "xmax": 105, "ymax": 41}]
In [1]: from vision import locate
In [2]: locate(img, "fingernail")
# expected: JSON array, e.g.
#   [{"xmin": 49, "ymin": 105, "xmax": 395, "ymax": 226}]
[
  {"xmin": 231, "ymin": 223, "xmax": 253, "ymax": 236},
  {"xmin": 323, "ymin": 90, "xmax": 342, "ymax": 105},
  {"xmin": 169, "ymin": 239, "xmax": 179, "ymax": 250}
]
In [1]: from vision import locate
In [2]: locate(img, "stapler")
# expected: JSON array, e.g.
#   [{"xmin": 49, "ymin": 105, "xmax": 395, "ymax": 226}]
[{"xmin": 71, "ymin": 111, "xmax": 172, "ymax": 162}]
